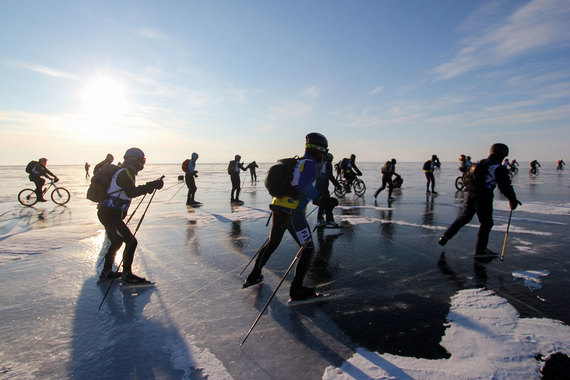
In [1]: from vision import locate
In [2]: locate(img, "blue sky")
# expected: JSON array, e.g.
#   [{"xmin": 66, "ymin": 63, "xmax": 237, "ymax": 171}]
[{"xmin": 1, "ymin": 0, "xmax": 569, "ymax": 165}]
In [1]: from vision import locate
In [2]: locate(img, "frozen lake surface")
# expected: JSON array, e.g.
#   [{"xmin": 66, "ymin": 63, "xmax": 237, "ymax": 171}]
[{"xmin": 1, "ymin": 161, "xmax": 569, "ymax": 379}]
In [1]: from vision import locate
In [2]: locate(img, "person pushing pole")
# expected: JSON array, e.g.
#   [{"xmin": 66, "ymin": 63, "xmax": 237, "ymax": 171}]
[{"xmin": 500, "ymin": 210, "xmax": 513, "ymax": 263}]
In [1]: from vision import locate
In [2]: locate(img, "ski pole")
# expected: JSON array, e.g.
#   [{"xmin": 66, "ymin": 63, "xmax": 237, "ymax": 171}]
[
  {"xmin": 97, "ymin": 194, "xmax": 147, "ymax": 269},
  {"xmin": 239, "ymin": 238, "xmax": 270, "ymax": 277},
  {"xmin": 98, "ymin": 177, "xmax": 163, "ymax": 311},
  {"xmin": 167, "ymin": 182, "xmax": 186, "ymax": 202},
  {"xmin": 500, "ymin": 209, "xmax": 513, "ymax": 263},
  {"xmin": 241, "ymin": 239, "xmax": 310, "ymax": 346}
]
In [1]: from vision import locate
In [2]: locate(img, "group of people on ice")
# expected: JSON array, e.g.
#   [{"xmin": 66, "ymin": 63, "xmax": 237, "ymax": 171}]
[{"xmin": 27, "ymin": 137, "xmax": 562, "ymax": 298}]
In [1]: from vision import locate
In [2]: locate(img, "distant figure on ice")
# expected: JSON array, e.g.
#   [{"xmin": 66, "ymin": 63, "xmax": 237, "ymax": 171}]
[
  {"xmin": 557, "ymin": 159, "xmax": 565, "ymax": 171},
  {"xmin": 530, "ymin": 160, "xmax": 541, "ymax": 172},
  {"xmin": 228, "ymin": 154, "xmax": 246, "ymax": 204},
  {"xmin": 28, "ymin": 158, "xmax": 59, "ymax": 202},
  {"xmin": 184, "ymin": 152, "xmax": 200, "ymax": 206},
  {"xmin": 97, "ymin": 148, "xmax": 164, "ymax": 284},
  {"xmin": 339, "ymin": 154, "xmax": 362, "ymax": 193},
  {"xmin": 85, "ymin": 162, "xmax": 90, "ymax": 178},
  {"xmin": 438, "ymin": 143, "xmax": 522, "ymax": 258},
  {"xmin": 316, "ymin": 153, "xmax": 341, "ymax": 228},
  {"xmin": 458, "ymin": 154, "xmax": 471, "ymax": 173},
  {"xmin": 423, "ymin": 155, "xmax": 438, "ymax": 194},
  {"xmin": 243, "ymin": 132, "xmax": 328, "ymax": 301},
  {"xmin": 245, "ymin": 161, "xmax": 259, "ymax": 182},
  {"xmin": 374, "ymin": 158, "xmax": 400, "ymax": 201},
  {"xmin": 432, "ymin": 154, "xmax": 441, "ymax": 169},
  {"xmin": 94, "ymin": 153, "xmax": 114, "ymax": 174}
]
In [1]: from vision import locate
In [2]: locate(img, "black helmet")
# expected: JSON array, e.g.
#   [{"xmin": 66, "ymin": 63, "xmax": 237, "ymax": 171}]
[
  {"xmin": 325, "ymin": 153, "xmax": 333, "ymax": 162},
  {"xmin": 305, "ymin": 132, "xmax": 328, "ymax": 152},
  {"xmin": 124, "ymin": 147, "xmax": 146, "ymax": 171},
  {"xmin": 38, "ymin": 157, "xmax": 47, "ymax": 163},
  {"xmin": 391, "ymin": 158, "xmax": 397, "ymax": 164},
  {"xmin": 490, "ymin": 143, "xmax": 509, "ymax": 157},
  {"xmin": 235, "ymin": 154, "xmax": 241, "ymax": 161}
]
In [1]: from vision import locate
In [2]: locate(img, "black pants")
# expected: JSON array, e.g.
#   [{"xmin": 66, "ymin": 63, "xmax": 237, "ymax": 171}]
[
  {"xmin": 230, "ymin": 174, "xmax": 241, "ymax": 201},
  {"xmin": 374, "ymin": 174, "xmax": 393, "ymax": 197},
  {"xmin": 97, "ymin": 206, "xmax": 137, "ymax": 273},
  {"xmin": 443, "ymin": 191, "xmax": 493, "ymax": 253},
  {"xmin": 185, "ymin": 174, "xmax": 197, "ymax": 204},
  {"xmin": 317, "ymin": 193, "xmax": 338, "ymax": 222},
  {"xmin": 425, "ymin": 172, "xmax": 435, "ymax": 192},
  {"xmin": 30, "ymin": 175, "xmax": 45, "ymax": 199},
  {"xmin": 248, "ymin": 205, "xmax": 314, "ymax": 291}
]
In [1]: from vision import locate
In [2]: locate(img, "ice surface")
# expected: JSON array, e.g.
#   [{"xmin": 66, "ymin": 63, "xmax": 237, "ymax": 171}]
[{"xmin": 1, "ymin": 162, "xmax": 569, "ymax": 379}]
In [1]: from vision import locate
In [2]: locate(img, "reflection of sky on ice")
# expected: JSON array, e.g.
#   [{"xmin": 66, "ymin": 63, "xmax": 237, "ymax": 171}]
[{"xmin": 1, "ymin": 163, "xmax": 569, "ymax": 378}]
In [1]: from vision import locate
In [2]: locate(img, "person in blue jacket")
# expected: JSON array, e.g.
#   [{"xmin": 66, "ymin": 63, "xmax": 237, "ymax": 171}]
[
  {"xmin": 243, "ymin": 133, "xmax": 327, "ymax": 301},
  {"xmin": 185, "ymin": 152, "xmax": 200, "ymax": 206}
]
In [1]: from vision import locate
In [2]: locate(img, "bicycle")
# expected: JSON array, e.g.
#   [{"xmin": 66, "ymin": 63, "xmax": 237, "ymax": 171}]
[
  {"xmin": 529, "ymin": 167, "xmax": 540, "ymax": 178},
  {"xmin": 18, "ymin": 179, "xmax": 70, "ymax": 206},
  {"xmin": 334, "ymin": 177, "xmax": 366, "ymax": 198},
  {"xmin": 455, "ymin": 174, "xmax": 466, "ymax": 191}
]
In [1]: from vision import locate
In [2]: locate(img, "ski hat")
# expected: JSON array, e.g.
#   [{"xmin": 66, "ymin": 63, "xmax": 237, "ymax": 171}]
[
  {"xmin": 38, "ymin": 157, "xmax": 47, "ymax": 163},
  {"xmin": 325, "ymin": 153, "xmax": 334, "ymax": 162},
  {"xmin": 432, "ymin": 154, "xmax": 438, "ymax": 160},
  {"xmin": 305, "ymin": 132, "xmax": 328, "ymax": 152},
  {"xmin": 235, "ymin": 154, "xmax": 241, "ymax": 161},
  {"xmin": 490, "ymin": 143, "xmax": 509, "ymax": 157},
  {"xmin": 391, "ymin": 158, "xmax": 397, "ymax": 164},
  {"xmin": 124, "ymin": 147, "xmax": 146, "ymax": 172},
  {"xmin": 350, "ymin": 154, "xmax": 356, "ymax": 160},
  {"xmin": 192, "ymin": 152, "xmax": 199, "ymax": 160},
  {"xmin": 105, "ymin": 153, "xmax": 114, "ymax": 162}
]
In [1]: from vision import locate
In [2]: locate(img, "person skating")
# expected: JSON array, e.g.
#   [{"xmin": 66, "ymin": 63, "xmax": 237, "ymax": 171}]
[
  {"xmin": 93, "ymin": 153, "xmax": 114, "ymax": 174},
  {"xmin": 184, "ymin": 152, "xmax": 200, "ymax": 206},
  {"xmin": 557, "ymin": 159, "xmax": 565, "ymax": 171},
  {"xmin": 29, "ymin": 158, "xmax": 59, "ymax": 202},
  {"xmin": 438, "ymin": 143, "xmax": 522, "ymax": 257},
  {"xmin": 245, "ymin": 161, "xmax": 259, "ymax": 182},
  {"xmin": 228, "ymin": 154, "xmax": 246, "ymax": 204},
  {"xmin": 243, "ymin": 132, "xmax": 327, "ymax": 301},
  {"xmin": 316, "ymin": 153, "xmax": 341, "ymax": 228},
  {"xmin": 85, "ymin": 162, "xmax": 90, "ymax": 178},
  {"xmin": 97, "ymin": 148, "xmax": 164, "ymax": 283},
  {"xmin": 374, "ymin": 158, "xmax": 399, "ymax": 201},
  {"xmin": 339, "ymin": 154, "xmax": 362, "ymax": 192},
  {"xmin": 423, "ymin": 155, "xmax": 438, "ymax": 194}
]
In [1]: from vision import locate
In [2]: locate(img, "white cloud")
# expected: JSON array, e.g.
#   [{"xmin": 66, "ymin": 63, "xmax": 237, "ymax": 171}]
[
  {"xmin": 369, "ymin": 85, "xmax": 385, "ymax": 95},
  {"xmin": 1, "ymin": 60, "xmax": 81, "ymax": 81},
  {"xmin": 435, "ymin": 0, "xmax": 570, "ymax": 79},
  {"xmin": 303, "ymin": 86, "xmax": 320, "ymax": 99}
]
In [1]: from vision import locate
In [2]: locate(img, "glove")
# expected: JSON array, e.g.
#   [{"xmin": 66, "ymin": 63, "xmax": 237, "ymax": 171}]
[
  {"xmin": 510, "ymin": 199, "xmax": 522, "ymax": 210},
  {"xmin": 54, "ymin": 177, "xmax": 60, "ymax": 183},
  {"xmin": 148, "ymin": 179, "xmax": 164, "ymax": 190}
]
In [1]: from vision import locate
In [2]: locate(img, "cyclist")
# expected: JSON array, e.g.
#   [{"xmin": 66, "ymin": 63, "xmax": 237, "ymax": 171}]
[
  {"xmin": 339, "ymin": 154, "xmax": 362, "ymax": 193},
  {"xmin": 530, "ymin": 160, "xmax": 541, "ymax": 174},
  {"xmin": 557, "ymin": 159, "xmax": 565, "ymax": 171},
  {"xmin": 458, "ymin": 155, "xmax": 469, "ymax": 173},
  {"xmin": 29, "ymin": 158, "xmax": 59, "ymax": 202}
]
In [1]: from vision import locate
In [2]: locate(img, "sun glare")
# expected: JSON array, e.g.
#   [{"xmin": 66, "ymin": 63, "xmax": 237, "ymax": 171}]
[{"xmin": 82, "ymin": 76, "xmax": 130, "ymax": 121}]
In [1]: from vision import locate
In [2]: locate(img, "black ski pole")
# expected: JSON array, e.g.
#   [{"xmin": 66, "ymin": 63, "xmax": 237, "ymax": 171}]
[
  {"xmin": 97, "ymin": 194, "xmax": 147, "ymax": 269},
  {"xmin": 241, "ymin": 239, "xmax": 310, "ymax": 346},
  {"xmin": 500, "ymin": 209, "xmax": 513, "ymax": 263},
  {"xmin": 168, "ymin": 182, "xmax": 186, "ymax": 202},
  {"xmin": 98, "ymin": 177, "xmax": 163, "ymax": 311},
  {"xmin": 239, "ymin": 238, "xmax": 270, "ymax": 277}
]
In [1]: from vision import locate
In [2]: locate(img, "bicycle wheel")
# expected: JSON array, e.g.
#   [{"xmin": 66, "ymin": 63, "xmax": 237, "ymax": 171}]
[
  {"xmin": 18, "ymin": 188, "xmax": 38, "ymax": 206},
  {"xmin": 354, "ymin": 179, "xmax": 366, "ymax": 197},
  {"xmin": 455, "ymin": 176, "xmax": 464, "ymax": 191},
  {"xmin": 529, "ymin": 169, "xmax": 538, "ymax": 177},
  {"xmin": 51, "ymin": 187, "xmax": 70, "ymax": 205},
  {"xmin": 334, "ymin": 180, "xmax": 347, "ymax": 198}
]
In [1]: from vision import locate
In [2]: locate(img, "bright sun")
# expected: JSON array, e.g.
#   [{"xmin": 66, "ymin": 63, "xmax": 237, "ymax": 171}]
[{"xmin": 82, "ymin": 76, "xmax": 130, "ymax": 121}]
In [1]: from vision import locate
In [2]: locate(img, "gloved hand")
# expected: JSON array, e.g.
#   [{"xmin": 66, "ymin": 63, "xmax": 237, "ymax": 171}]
[
  {"xmin": 147, "ymin": 179, "xmax": 164, "ymax": 190},
  {"xmin": 53, "ymin": 177, "xmax": 60, "ymax": 183},
  {"xmin": 510, "ymin": 199, "xmax": 522, "ymax": 210}
]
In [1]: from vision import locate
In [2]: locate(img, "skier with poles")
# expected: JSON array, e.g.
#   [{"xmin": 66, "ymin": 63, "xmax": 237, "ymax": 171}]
[
  {"xmin": 184, "ymin": 152, "xmax": 200, "ymax": 206},
  {"xmin": 97, "ymin": 147, "xmax": 164, "ymax": 283},
  {"xmin": 438, "ymin": 143, "xmax": 522, "ymax": 258},
  {"xmin": 228, "ymin": 154, "xmax": 247, "ymax": 204},
  {"xmin": 243, "ymin": 132, "xmax": 328, "ymax": 301}
]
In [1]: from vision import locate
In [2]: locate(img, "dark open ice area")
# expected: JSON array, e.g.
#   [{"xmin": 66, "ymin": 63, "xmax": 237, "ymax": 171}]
[{"xmin": 1, "ymin": 162, "xmax": 569, "ymax": 379}]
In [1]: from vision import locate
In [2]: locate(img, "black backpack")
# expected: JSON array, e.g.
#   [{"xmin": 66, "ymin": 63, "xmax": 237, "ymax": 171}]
[
  {"xmin": 264, "ymin": 157, "xmax": 300, "ymax": 198},
  {"xmin": 423, "ymin": 160, "xmax": 432, "ymax": 171},
  {"xmin": 381, "ymin": 161, "xmax": 392, "ymax": 174},
  {"xmin": 86, "ymin": 164, "xmax": 121, "ymax": 203},
  {"xmin": 462, "ymin": 161, "xmax": 489, "ymax": 189},
  {"xmin": 25, "ymin": 160, "xmax": 38, "ymax": 174}
]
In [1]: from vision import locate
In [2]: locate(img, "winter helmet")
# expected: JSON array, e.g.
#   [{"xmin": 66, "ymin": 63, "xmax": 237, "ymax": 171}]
[
  {"xmin": 235, "ymin": 154, "xmax": 241, "ymax": 161},
  {"xmin": 490, "ymin": 143, "xmax": 509, "ymax": 157},
  {"xmin": 350, "ymin": 154, "xmax": 356, "ymax": 160},
  {"xmin": 305, "ymin": 132, "xmax": 328, "ymax": 153},
  {"xmin": 325, "ymin": 153, "xmax": 334, "ymax": 162},
  {"xmin": 432, "ymin": 154, "xmax": 437, "ymax": 160},
  {"xmin": 391, "ymin": 158, "xmax": 397, "ymax": 164},
  {"xmin": 123, "ymin": 147, "xmax": 146, "ymax": 172}
]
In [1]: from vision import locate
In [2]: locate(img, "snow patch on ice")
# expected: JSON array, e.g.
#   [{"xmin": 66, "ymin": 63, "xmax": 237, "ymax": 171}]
[
  {"xmin": 496, "ymin": 201, "xmax": 570, "ymax": 216},
  {"xmin": 164, "ymin": 336, "xmax": 232, "ymax": 379},
  {"xmin": 323, "ymin": 288, "xmax": 570, "ymax": 379},
  {"xmin": 512, "ymin": 270, "xmax": 550, "ymax": 292}
]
